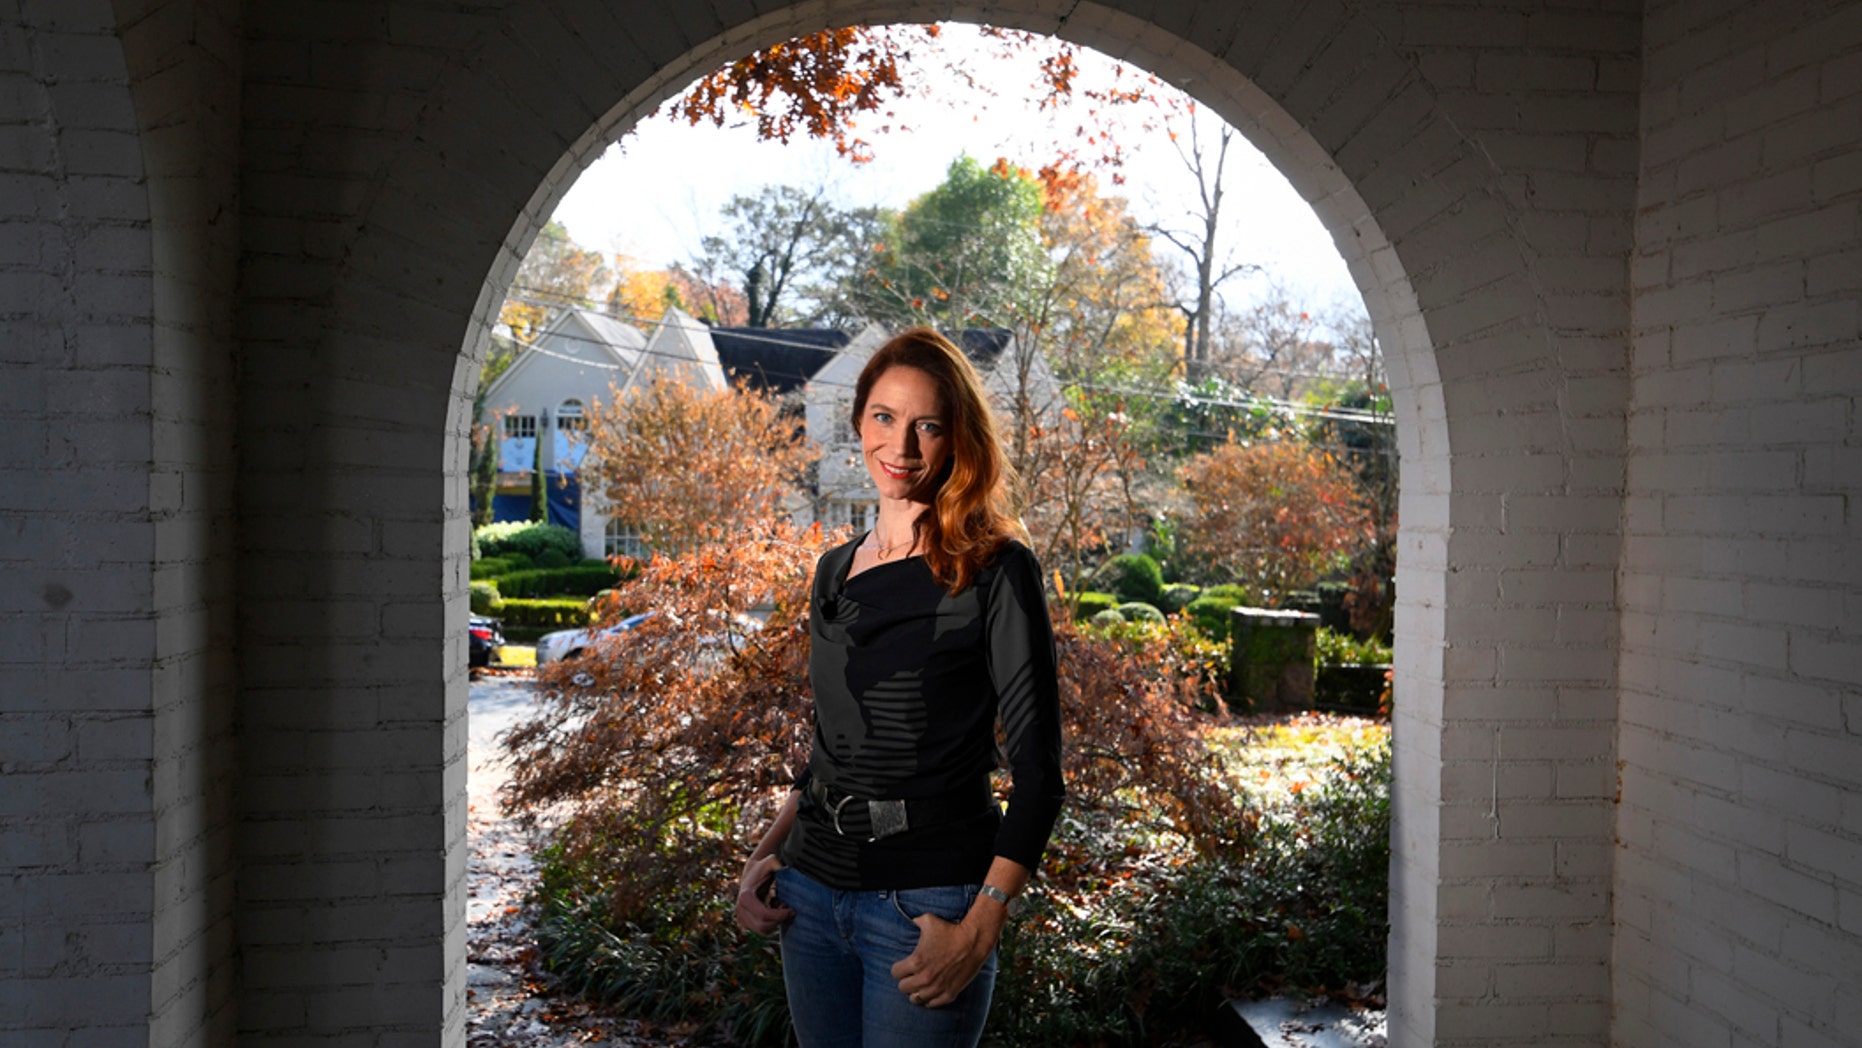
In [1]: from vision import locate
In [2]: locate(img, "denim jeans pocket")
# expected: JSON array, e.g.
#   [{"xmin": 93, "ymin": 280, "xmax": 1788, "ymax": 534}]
[{"xmin": 890, "ymin": 883, "xmax": 978, "ymax": 925}]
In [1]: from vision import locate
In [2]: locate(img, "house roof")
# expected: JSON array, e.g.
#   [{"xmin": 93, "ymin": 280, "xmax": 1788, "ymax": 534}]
[
  {"xmin": 711, "ymin": 327, "xmax": 851, "ymax": 394},
  {"xmin": 951, "ymin": 328, "xmax": 1014, "ymax": 368}
]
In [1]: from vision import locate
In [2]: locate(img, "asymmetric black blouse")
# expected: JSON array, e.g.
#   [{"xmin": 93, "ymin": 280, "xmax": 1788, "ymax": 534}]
[{"xmin": 777, "ymin": 535, "xmax": 1066, "ymax": 890}]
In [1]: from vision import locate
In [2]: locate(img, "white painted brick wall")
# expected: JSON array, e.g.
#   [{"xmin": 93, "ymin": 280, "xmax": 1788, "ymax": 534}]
[
  {"xmin": 8, "ymin": 0, "xmax": 1859, "ymax": 1044},
  {"xmin": 0, "ymin": 4, "xmax": 158, "ymax": 1043},
  {"xmin": 1621, "ymin": 3, "xmax": 1862, "ymax": 1048}
]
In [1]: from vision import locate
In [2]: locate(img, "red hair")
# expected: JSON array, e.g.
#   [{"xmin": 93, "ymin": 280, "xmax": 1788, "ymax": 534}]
[{"xmin": 851, "ymin": 328, "xmax": 1020, "ymax": 593}]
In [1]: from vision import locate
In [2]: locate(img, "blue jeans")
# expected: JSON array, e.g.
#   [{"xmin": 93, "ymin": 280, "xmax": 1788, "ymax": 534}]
[{"xmin": 773, "ymin": 865, "xmax": 997, "ymax": 1048}]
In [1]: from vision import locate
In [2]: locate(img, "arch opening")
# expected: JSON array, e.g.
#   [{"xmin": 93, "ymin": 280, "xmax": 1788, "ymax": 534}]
[{"xmin": 449, "ymin": 4, "xmax": 1450, "ymax": 1042}]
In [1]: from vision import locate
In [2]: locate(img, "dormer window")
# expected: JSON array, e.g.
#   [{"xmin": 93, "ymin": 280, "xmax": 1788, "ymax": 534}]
[{"xmin": 557, "ymin": 399, "xmax": 586, "ymax": 433}]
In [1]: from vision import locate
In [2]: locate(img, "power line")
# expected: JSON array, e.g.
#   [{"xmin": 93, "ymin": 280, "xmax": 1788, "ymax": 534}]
[{"xmin": 494, "ymin": 292, "xmax": 1394, "ymax": 426}]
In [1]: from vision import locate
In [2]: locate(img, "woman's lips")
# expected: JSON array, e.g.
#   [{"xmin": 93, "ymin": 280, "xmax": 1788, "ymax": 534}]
[{"xmin": 879, "ymin": 460, "xmax": 921, "ymax": 480}]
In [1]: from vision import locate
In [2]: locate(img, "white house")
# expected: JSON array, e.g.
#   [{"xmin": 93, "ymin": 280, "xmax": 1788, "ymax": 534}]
[{"xmin": 479, "ymin": 306, "xmax": 729, "ymax": 555}]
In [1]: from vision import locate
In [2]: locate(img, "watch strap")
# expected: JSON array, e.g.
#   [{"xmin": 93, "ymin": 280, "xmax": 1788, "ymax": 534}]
[{"xmin": 978, "ymin": 883, "xmax": 1013, "ymax": 908}]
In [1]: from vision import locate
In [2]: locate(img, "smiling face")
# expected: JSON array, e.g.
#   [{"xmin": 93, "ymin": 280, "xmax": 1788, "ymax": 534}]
[{"xmin": 857, "ymin": 365, "xmax": 951, "ymax": 505}]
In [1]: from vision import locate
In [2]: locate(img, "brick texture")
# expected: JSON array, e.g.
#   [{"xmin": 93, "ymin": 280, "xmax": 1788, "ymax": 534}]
[
  {"xmin": 0, "ymin": 3, "xmax": 157, "ymax": 1044},
  {"xmin": 5, "ymin": 0, "xmax": 1860, "ymax": 1045},
  {"xmin": 1617, "ymin": 3, "xmax": 1862, "ymax": 1048}
]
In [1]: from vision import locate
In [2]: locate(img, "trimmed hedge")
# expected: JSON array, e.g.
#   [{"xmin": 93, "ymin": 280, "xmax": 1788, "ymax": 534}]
[
  {"xmin": 494, "ymin": 564, "xmax": 623, "ymax": 599},
  {"xmin": 475, "ymin": 521, "xmax": 581, "ymax": 563},
  {"xmin": 1089, "ymin": 608, "xmax": 1126, "ymax": 627},
  {"xmin": 1159, "ymin": 583, "xmax": 1202, "ymax": 614},
  {"xmin": 469, "ymin": 580, "xmax": 503, "ymax": 615},
  {"xmin": 1072, "ymin": 591, "xmax": 1119, "ymax": 620},
  {"xmin": 498, "ymin": 597, "xmax": 596, "ymax": 629},
  {"xmin": 1116, "ymin": 601, "xmax": 1166, "ymax": 624},
  {"xmin": 1183, "ymin": 595, "xmax": 1241, "ymax": 640},
  {"xmin": 1099, "ymin": 553, "xmax": 1164, "ymax": 607}
]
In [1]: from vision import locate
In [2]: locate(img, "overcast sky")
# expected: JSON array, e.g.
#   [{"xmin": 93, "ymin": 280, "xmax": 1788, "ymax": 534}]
[{"xmin": 551, "ymin": 24, "xmax": 1364, "ymax": 325}]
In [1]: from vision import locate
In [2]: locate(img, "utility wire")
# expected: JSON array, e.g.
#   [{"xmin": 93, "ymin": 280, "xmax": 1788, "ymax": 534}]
[{"xmin": 494, "ymin": 292, "xmax": 1394, "ymax": 426}]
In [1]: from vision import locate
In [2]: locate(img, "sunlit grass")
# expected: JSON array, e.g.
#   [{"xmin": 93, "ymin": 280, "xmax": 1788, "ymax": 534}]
[{"xmin": 1205, "ymin": 712, "xmax": 1390, "ymax": 810}]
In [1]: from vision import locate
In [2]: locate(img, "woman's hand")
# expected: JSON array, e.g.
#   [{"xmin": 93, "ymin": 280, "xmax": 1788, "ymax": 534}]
[
  {"xmin": 734, "ymin": 854, "xmax": 794, "ymax": 934},
  {"xmin": 889, "ymin": 909, "xmax": 1001, "ymax": 1008}
]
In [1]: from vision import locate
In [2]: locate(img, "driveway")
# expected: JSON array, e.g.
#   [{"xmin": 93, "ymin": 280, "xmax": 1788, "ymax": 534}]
[{"xmin": 467, "ymin": 666, "xmax": 699, "ymax": 1047}]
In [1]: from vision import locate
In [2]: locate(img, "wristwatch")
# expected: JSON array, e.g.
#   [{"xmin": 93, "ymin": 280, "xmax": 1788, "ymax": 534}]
[{"xmin": 978, "ymin": 883, "xmax": 1015, "ymax": 911}]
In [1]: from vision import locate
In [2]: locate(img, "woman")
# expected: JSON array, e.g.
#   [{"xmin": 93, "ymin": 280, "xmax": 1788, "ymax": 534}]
[{"xmin": 733, "ymin": 327, "xmax": 1066, "ymax": 1047}]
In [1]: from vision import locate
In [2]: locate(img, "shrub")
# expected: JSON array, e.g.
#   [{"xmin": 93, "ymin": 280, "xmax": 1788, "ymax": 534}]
[
  {"xmin": 1097, "ymin": 552, "xmax": 1163, "ymax": 607},
  {"xmin": 474, "ymin": 520, "xmax": 582, "ymax": 563},
  {"xmin": 1203, "ymin": 583, "xmax": 1252, "ymax": 603},
  {"xmin": 1315, "ymin": 626, "xmax": 1392, "ymax": 666},
  {"xmin": 535, "ymin": 548, "xmax": 572, "ymax": 570},
  {"xmin": 1159, "ymin": 582, "xmax": 1201, "ymax": 614},
  {"xmin": 1116, "ymin": 601, "xmax": 1165, "ymax": 624},
  {"xmin": 495, "ymin": 565, "xmax": 621, "ymax": 599},
  {"xmin": 497, "ymin": 597, "xmax": 594, "ymax": 629},
  {"xmin": 470, "ymin": 556, "xmax": 516, "ymax": 580},
  {"xmin": 1072, "ymin": 591, "xmax": 1119, "ymax": 620},
  {"xmin": 1090, "ymin": 608, "xmax": 1126, "ymax": 627},
  {"xmin": 469, "ymin": 579, "xmax": 503, "ymax": 615},
  {"xmin": 1183, "ymin": 594, "xmax": 1240, "ymax": 640}
]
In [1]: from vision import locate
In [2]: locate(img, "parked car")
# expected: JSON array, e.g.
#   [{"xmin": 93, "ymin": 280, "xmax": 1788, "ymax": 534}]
[
  {"xmin": 468, "ymin": 615, "xmax": 505, "ymax": 668},
  {"xmin": 534, "ymin": 610, "xmax": 764, "ymax": 666},
  {"xmin": 535, "ymin": 612, "xmax": 656, "ymax": 665}
]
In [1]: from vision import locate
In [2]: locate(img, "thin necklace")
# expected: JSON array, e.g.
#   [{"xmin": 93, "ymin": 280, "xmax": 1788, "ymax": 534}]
[{"xmin": 865, "ymin": 531, "xmax": 915, "ymax": 560}]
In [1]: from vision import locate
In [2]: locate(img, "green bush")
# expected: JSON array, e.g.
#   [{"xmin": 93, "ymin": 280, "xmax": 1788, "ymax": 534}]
[
  {"xmin": 475, "ymin": 521, "xmax": 582, "ymax": 563},
  {"xmin": 470, "ymin": 556, "xmax": 524, "ymax": 580},
  {"xmin": 1315, "ymin": 626, "xmax": 1393, "ymax": 666},
  {"xmin": 1183, "ymin": 595, "xmax": 1240, "ymax": 640},
  {"xmin": 1089, "ymin": 608, "xmax": 1127, "ymax": 628},
  {"xmin": 1116, "ymin": 601, "xmax": 1165, "ymax": 624},
  {"xmin": 1072, "ymin": 591, "xmax": 1119, "ymax": 620},
  {"xmin": 1098, "ymin": 553, "xmax": 1164, "ymax": 606},
  {"xmin": 535, "ymin": 548, "xmax": 573, "ymax": 569},
  {"xmin": 1159, "ymin": 583, "xmax": 1201, "ymax": 614},
  {"xmin": 495, "ymin": 565, "xmax": 621, "ymax": 599},
  {"xmin": 1202, "ymin": 583, "xmax": 1252, "ymax": 603},
  {"xmin": 469, "ymin": 579, "xmax": 503, "ymax": 615},
  {"xmin": 497, "ymin": 597, "xmax": 595, "ymax": 629},
  {"xmin": 988, "ymin": 738, "xmax": 1392, "ymax": 1045}
]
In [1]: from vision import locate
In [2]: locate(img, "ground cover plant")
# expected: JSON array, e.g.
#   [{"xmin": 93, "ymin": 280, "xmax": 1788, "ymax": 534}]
[{"xmin": 500, "ymin": 529, "xmax": 1389, "ymax": 1046}]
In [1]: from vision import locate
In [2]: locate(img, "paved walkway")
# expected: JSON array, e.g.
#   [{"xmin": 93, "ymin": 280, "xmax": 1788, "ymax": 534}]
[{"xmin": 466, "ymin": 668, "xmax": 702, "ymax": 1047}]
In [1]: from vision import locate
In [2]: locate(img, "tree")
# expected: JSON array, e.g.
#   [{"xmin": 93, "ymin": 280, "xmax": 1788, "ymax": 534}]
[
  {"xmin": 1213, "ymin": 283, "xmax": 1346, "ymax": 401},
  {"xmin": 1148, "ymin": 109, "xmax": 1257, "ymax": 381},
  {"xmin": 1015, "ymin": 392, "xmax": 1148, "ymax": 595},
  {"xmin": 605, "ymin": 256, "xmax": 748, "ymax": 328},
  {"xmin": 528, "ymin": 434, "xmax": 546, "ymax": 523},
  {"xmin": 853, "ymin": 155, "xmax": 1049, "ymax": 328},
  {"xmin": 1175, "ymin": 438, "xmax": 1372, "ymax": 599},
  {"xmin": 501, "ymin": 220, "xmax": 611, "ymax": 342},
  {"xmin": 691, "ymin": 184, "xmax": 882, "ymax": 327},
  {"xmin": 579, "ymin": 374, "xmax": 818, "ymax": 554}
]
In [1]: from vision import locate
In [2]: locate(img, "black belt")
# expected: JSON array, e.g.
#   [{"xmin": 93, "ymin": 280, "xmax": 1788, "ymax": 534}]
[{"xmin": 804, "ymin": 778, "xmax": 995, "ymax": 842}]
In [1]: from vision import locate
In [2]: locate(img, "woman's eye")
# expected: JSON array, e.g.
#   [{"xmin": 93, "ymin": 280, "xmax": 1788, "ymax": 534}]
[
  {"xmin": 917, "ymin": 422, "xmax": 942, "ymax": 435},
  {"xmin": 871, "ymin": 411, "xmax": 892, "ymax": 425}
]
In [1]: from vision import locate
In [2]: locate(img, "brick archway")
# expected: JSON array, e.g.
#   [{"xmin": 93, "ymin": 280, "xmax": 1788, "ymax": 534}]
[{"xmin": 219, "ymin": 1, "xmax": 1624, "ymax": 1043}]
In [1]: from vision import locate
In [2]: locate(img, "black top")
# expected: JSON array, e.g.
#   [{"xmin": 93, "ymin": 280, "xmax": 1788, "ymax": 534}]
[{"xmin": 777, "ymin": 536, "xmax": 1066, "ymax": 890}]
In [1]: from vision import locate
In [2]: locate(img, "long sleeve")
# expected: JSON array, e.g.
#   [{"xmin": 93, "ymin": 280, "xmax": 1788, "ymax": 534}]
[{"xmin": 985, "ymin": 543, "xmax": 1066, "ymax": 872}]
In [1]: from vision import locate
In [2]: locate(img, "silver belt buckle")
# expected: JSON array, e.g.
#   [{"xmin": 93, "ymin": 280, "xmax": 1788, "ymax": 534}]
[{"xmin": 866, "ymin": 799, "xmax": 909, "ymax": 841}]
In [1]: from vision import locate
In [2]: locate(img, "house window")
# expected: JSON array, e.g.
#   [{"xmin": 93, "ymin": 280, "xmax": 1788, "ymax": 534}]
[
  {"xmin": 557, "ymin": 399, "xmax": 586, "ymax": 433},
  {"xmin": 604, "ymin": 518, "xmax": 650, "ymax": 560},
  {"xmin": 504, "ymin": 414, "xmax": 537, "ymax": 440}
]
